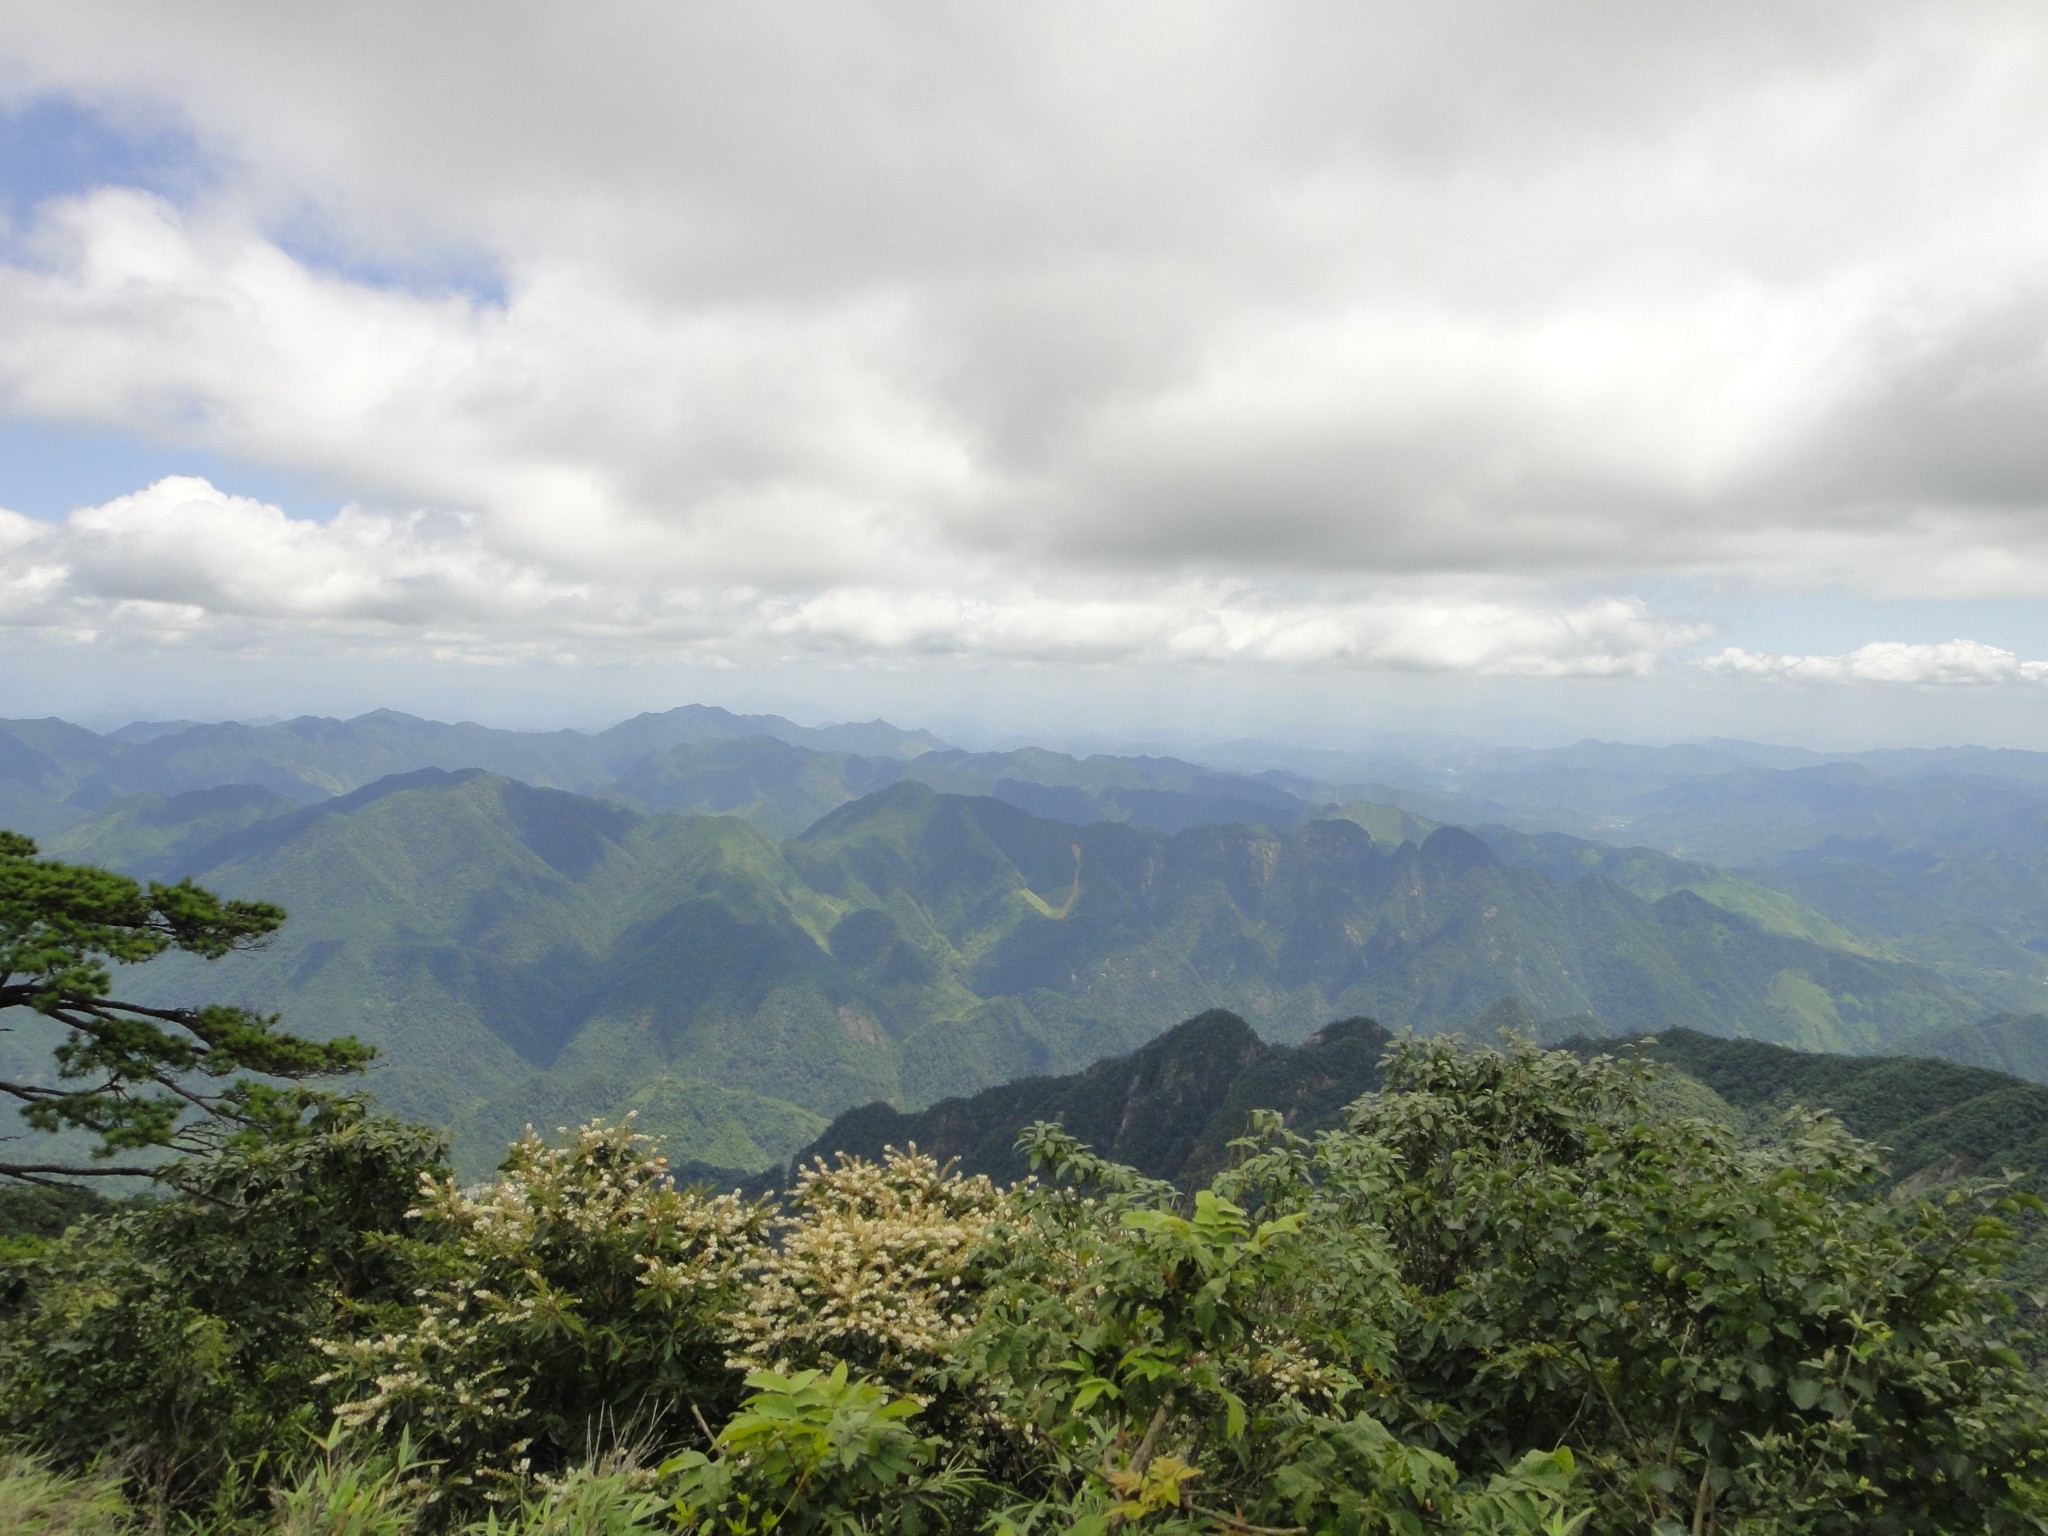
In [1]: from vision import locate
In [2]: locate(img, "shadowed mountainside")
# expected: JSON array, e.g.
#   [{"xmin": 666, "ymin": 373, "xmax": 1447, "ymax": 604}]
[
  {"xmin": 799, "ymin": 1012, "xmax": 2048, "ymax": 1194},
  {"xmin": 796, "ymin": 1008, "xmax": 1391, "ymax": 1185}
]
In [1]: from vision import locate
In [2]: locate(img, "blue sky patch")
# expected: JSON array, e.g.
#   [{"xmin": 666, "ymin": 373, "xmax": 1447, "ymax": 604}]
[
  {"xmin": 0, "ymin": 418, "xmax": 346, "ymax": 522},
  {"xmin": 270, "ymin": 215, "xmax": 509, "ymax": 308},
  {"xmin": 0, "ymin": 94, "xmax": 213, "ymax": 234},
  {"xmin": 1, "ymin": 93, "xmax": 505, "ymax": 304}
]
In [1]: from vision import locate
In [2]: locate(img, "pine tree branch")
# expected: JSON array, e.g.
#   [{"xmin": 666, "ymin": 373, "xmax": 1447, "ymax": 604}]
[{"xmin": 0, "ymin": 1162, "xmax": 157, "ymax": 1180}]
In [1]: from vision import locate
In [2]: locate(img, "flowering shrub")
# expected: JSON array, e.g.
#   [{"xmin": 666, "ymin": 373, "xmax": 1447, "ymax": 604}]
[
  {"xmin": 728, "ymin": 1147, "xmax": 1004, "ymax": 1390},
  {"xmin": 320, "ymin": 1117, "xmax": 772, "ymax": 1500}
]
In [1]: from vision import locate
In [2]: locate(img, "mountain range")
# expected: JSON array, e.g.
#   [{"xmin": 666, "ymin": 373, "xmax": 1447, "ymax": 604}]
[
  {"xmin": 14, "ymin": 771, "xmax": 1988, "ymax": 1173},
  {"xmin": 10, "ymin": 707, "xmax": 2048, "ymax": 1175},
  {"xmin": 0, "ymin": 705, "xmax": 945, "ymax": 836},
  {"xmin": 1274, "ymin": 739, "xmax": 2048, "ymax": 1009}
]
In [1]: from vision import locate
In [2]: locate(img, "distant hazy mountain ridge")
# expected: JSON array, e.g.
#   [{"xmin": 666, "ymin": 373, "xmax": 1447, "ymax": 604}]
[{"xmin": 0, "ymin": 704, "xmax": 946, "ymax": 835}]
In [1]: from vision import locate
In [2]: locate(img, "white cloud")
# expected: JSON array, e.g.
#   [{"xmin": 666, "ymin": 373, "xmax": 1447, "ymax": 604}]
[
  {"xmin": 0, "ymin": 477, "xmax": 614, "ymax": 641},
  {"xmin": 1704, "ymin": 640, "xmax": 2048, "ymax": 686},
  {"xmin": 0, "ymin": 476, "xmax": 1714, "ymax": 676},
  {"xmin": 3, "ymin": 15, "xmax": 2048, "ymax": 567},
  {"xmin": 3, "ymin": 4, "xmax": 2048, "ymax": 702},
  {"xmin": 0, "ymin": 190, "xmax": 969, "ymax": 585},
  {"xmin": 766, "ymin": 587, "xmax": 1711, "ymax": 674}
]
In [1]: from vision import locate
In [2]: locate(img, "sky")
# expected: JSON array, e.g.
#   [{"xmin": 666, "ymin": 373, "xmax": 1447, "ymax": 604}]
[{"xmin": 2, "ymin": 3, "xmax": 2048, "ymax": 750}]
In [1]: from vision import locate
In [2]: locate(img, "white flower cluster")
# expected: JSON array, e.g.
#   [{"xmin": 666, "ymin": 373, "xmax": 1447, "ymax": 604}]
[
  {"xmin": 318, "ymin": 1118, "xmax": 770, "ymax": 1493},
  {"xmin": 1245, "ymin": 1326, "xmax": 1351, "ymax": 1413},
  {"xmin": 729, "ymin": 1146, "xmax": 1007, "ymax": 1387}
]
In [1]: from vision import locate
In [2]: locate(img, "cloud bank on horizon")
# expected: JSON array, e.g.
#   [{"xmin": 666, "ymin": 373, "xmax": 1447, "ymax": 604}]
[{"xmin": 2, "ymin": 3, "xmax": 2047, "ymax": 723}]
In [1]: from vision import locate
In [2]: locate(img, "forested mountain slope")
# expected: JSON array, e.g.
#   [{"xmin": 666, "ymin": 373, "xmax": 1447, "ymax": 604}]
[
  {"xmin": 803, "ymin": 1010, "xmax": 2048, "ymax": 1194},
  {"xmin": 1269, "ymin": 737, "xmax": 2048, "ymax": 1010},
  {"xmin": 1617, "ymin": 1027, "xmax": 2048, "ymax": 1186},
  {"xmin": 1896, "ymin": 1012, "xmax": 2048, "ymax": 1084},
  {"xmin": 19, "ymin": 707, "xmax": 2048, "ymax": 1023},
  {"xmin": 598, "ymin": 722, "xmax": 2048, "ymax": 1029},
  {"xmin": 33, "ymin": 768, "xmax": 1974, "ymax": 1173},
  {"xmin": 800, "ymin": 1008, "xmax": 1391, "ymax": 1184}
]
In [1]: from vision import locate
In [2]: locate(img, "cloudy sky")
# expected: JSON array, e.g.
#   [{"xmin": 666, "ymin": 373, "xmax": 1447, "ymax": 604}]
[{"xmin": 3, "ymin": 3, "xmax": 2047, "ymax": 748}]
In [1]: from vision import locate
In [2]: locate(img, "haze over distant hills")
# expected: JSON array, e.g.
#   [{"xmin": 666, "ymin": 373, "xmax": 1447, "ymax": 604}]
[
  {"xmin": 0, "ymin": 705, "xmax": 947, "ymax": 835},
  {"xmin": 7, "ymin": 705, "xmax": 2048, "ymax": 1173}
]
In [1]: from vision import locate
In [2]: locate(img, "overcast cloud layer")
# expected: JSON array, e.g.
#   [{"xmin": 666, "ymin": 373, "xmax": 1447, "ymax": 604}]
[{"xmin": 3, "ymin": 3, "xmax": 2048, "ymax": 732}]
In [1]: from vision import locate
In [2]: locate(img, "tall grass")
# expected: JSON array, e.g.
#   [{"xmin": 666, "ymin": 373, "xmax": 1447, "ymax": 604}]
[
  {"xmin": 0, "ymin": 1440, "xmax": 671, "ymax": 1535},
  {"xmin": 267, "ymin": 1430, "xmax": 431, "ymax": 1536},
  {"xmin": 0, "ymin": 1451, "xmax": 134, "ymax": 1534}
]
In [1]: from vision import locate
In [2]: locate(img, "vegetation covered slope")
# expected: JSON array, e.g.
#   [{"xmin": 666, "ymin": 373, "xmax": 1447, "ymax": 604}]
[
  {"xmin": 1292, "ymin": 738, "xmax": 2048, "ymax": 1012},
  {"xmin": 83, "ymin": 770, "xmax": 846, "ymax": 1173},
  {"xmin": 31, "ymin": 771, "xmax": 1980, "ymax": 1173},
  {"xmin": 793, "ymin": 783, "xmax": 1973, "ymax": 1061},
  {"xmin": 806, "ymin": 1008, "xmax": 2048, "ymax": 1196},
  {"xmin": 1750, "ymin": 838, "xmax": 2048, "ymax": 1005},
  {"xmin": 1897, "ymin": 1011, "xmax": 2048, "ymax": 1084},
  {"xmin": 25, "ymin": 706, "xmax": 2048, "ymax": 1018},
  {"xmin": 2, "ymin": 837, "xmax": 2041, "ymax": 1532},
  {"xmin": 6, "ymin": 1037, "xmax": 2045, "ymax": 1534},
  {"xmin": 804, "ymin": 1009, "xmax": 1393, "ymax": 1185},
  {"xmin": 1619, "ymin": 1026, "xmax": 2048, "ymax": 1186}
]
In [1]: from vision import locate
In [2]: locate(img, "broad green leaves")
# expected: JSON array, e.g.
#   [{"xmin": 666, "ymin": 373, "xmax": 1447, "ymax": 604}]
[
  {"xmin": 0, "ymin": 1097, "xmax": 445, "ymax": 1504},
  {"xmin": 668, "ymin": 1365, "xmax": 973, "ymax": 1536}
]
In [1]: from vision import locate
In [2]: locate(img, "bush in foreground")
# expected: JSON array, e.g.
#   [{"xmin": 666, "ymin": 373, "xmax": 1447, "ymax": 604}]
[{"xmin": 2, "ymin": 1036, "xmax": 2046, "ymax": 1533}]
